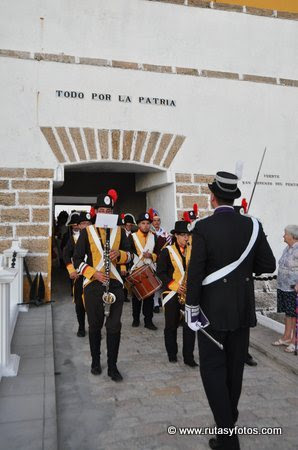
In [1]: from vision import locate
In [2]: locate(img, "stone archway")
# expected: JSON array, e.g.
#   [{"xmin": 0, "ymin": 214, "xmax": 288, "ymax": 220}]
[{"xmin": 40, "ymin": 127, "xmax": 185, "ymax": 170}]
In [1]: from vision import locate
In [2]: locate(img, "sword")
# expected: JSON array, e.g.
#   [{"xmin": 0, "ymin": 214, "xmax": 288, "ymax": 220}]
[
  {"xmin": 199, "ymin": 328, "xmax": 224, "ymax": 350},
  {"xmin": 182, "ymin": 308, "xmax": 224, "ymax": 350}
]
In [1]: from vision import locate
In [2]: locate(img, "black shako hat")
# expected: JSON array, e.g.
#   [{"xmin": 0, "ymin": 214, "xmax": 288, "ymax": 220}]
[
  {"xmin": 95, "ymin": 189, "xmax": 118, "ymax": 209},
  {"xmin": 66, "ymin": 212, "xmax": 80, "ymax": 226},
  {"xmin": 78, "ymin": 211, "xmax": 92, "ymax": 224},
  {"xmin": 95, "ymin": 194, "xmax": 114, "ymax": 208},
  {"xmin": 136, "ymin": 212, "xmax": 152, "ymax": 224},
  {"xmin": 171, "ymin": 221, "xmax": 191, "ymax": 235},
  {"xmin": 208, "ymin": 171, "xmax": 241, "ymax": 200}
]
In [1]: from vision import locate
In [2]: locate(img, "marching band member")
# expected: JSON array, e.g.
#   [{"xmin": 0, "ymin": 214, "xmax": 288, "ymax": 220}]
[
  {"xmin": 63, "ymin": 211, "xmax": 92, "ymax": 337},
  {"xmin": 118, "ymin": 213, "xmax": 136, "ymax": 302},
  {"xmin": 150, "ymin": 209, "xmax": 171, "ymax": 313},
  {"xmin": 157, "ymin": 221, "xmax": 197, "ymax": 366},
  {"xmin": 123, "ymin": 213, "xmax": 137, "ymax": 237},
  {"xmin": 151, "ymin": 209, "xmax": 168, "ymax": 237},
  {"xmin": 73, "ymin": 190, "xmax": 132, "ymax": 381},
  {"xmin": 130, "ymin": 212, "xmax": 158, "ymax": 330},
  {"xmin": 182, "ymin": 203, "xmax": 200, "ymax": 235}
]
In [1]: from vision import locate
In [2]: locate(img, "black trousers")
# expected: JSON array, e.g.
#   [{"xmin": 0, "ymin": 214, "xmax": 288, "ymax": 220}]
[
  {"xmin": 73, "ymin": 276, "xmax": 85, "ymax": 330},
  {"xmin": 84, "ymin": 281, "xmax": 124, "ymax": 366},
  {"xmin": 164, "ymin": 294, "xmax": 196, "ymax": 361},
  {"xmin": 84, "ymin": 281, "xmax": 124, "ymax": 334},
  {"xmin": 198, "ymin": 326, "xmax": 249, "ymax": 449},
  {"xmin": 132, "ymin": 294, "xmax": 154, "ymax": 324}
]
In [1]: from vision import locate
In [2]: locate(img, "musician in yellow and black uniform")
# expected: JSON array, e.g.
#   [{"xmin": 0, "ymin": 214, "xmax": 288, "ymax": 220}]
[
  {"xmin": 130, "ymin": 212, "xmax": 159, "ymax": 330},
  {"xmin": 73, "ymin": 190, "xmax": 132, "ymax": 382},
  {"xmin": 63, "ymin": 211, "xmax": 92, "ymax": 337},
  {"xmin": 157, "ymin": 220, "xmax": 197, "ymax": 367}
]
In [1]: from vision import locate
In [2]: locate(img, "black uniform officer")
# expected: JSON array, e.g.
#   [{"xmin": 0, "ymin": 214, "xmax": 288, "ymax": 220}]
[{"xmin": 186, "ymin": 171, "xmax": 276, "ymax": 450}]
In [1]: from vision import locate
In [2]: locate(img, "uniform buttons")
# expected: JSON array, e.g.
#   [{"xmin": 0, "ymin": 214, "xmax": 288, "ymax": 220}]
[
  {"xmin": 223, "ymin": 278, "xmax": 227, "ymax": 283},
  {"xmin": 246, "ymin": 277, "xmax": 250, "ymax": 281}
]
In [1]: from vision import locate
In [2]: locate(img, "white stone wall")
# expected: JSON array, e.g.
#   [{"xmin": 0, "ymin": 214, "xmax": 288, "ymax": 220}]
[
  {"xmin": 0, "ymin": 0, "xmax": 297, "ymax": 263},
  {"xmin": 1, "ymin": 0, "xmax": 298, "ymax": 77}
]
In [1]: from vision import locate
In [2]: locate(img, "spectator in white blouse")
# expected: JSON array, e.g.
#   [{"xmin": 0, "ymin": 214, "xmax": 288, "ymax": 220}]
[{"xmin": 272, "ymin": 225, "xmax": 298, "ymax": 353}]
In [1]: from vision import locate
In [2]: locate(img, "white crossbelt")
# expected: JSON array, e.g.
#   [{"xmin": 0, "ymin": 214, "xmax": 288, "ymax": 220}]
[
  {"xmin": 131, "ymin": 232, "xmax": 155, "ymax": 271},
  {"xmin": 162, "ymin": 246, "xmax": 185, "ymax": 307},
  {"xmin": 87, "ymin": 226, "xmax": 123, "ymax": 285},
  {"xmin": 202, "ymin": 217, "xmax": 259, "ymax": 286}
]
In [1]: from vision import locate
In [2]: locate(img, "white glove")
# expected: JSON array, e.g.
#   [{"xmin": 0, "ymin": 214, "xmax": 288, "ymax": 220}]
[{"xmin": 185, "ymin": 304, "xmax": 210, "ymax": 332}]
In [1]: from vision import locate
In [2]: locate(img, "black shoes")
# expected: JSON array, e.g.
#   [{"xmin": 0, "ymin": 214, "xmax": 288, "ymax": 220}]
[
  {"xmin": 209, "ymin": 438, "xmax": 223, "ymax": 449},
  {"xmin": 132, "ymin": 319, "xmax": 140, "ymax": 327},
  {"xmin": 91, "ymin": 363, "xmax": 102, "ymax": 375},
  {"xmin": 144, "ymin": 323, "xmax": 158, "ymax": 331},
  {"xmin": 209, "ymin": 436, "xmax": 240, "ymax": 450},
  {"xmin": 168, "ymin": 356, "xmax": 177, "ymax": 363},
  {"xmin": 153, "ymin": 306, "xmax": 160, "ymax": 313},
  {"xmin": 77, "ymin": 328, "xmax": 86, "ymax": 337},
  {"xmin": 184, "ymin": 360, "xmax": 199, "ymax": 368},
  {"xmin": 91, "ymin": 364, "xmax": 123, "ymax": 382},
  {"xmin": 245, "ymin": 356, "xmax": 258, "ymax": 366},
  {"xmin": 108, "ymin": 367, "xmax": 123, "ymax": 382}
]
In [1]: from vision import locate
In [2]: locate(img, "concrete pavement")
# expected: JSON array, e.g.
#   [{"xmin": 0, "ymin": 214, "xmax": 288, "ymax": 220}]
[
  {"xmin": 52, "ymin": 271, "xmax": 298, "ymax": 450},
  {"xmin": 0, "ymin": 268, "xmax": 297, "ymax": 450},
  {"xmin": 0, "ymin": 305, "xmax": 57, "ymax": 450}
]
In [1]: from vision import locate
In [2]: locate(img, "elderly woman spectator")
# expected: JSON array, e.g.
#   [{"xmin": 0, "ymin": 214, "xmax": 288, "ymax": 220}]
[{"xmin": 272, "ymin": 225, "xmax": 298, "ymax": 353}]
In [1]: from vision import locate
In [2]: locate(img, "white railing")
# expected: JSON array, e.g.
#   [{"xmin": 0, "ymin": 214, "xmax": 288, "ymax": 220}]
[
  {"xmin": 3, "ymin": 241, "xmax": 29, "ymax": 337},
  {"xmin": 0, "ymin": 266, "xmax": 18, "ymax": 380},
  {"xmin": 0, "ymin": 240, "xmax": 28, "ymax": 380}
]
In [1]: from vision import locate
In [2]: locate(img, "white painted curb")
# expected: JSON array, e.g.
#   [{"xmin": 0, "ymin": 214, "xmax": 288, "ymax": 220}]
[{"xmin": 256, "ymin": 312, "xmax": 284, "ymax": 334}]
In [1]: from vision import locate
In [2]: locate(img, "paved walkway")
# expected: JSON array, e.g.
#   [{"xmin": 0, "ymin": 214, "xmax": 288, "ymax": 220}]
[
  {"xmin": 0, "ymin": 305, "xmax": 57, "ymax": 450},
  {"xmin": 0, "ymin": 269, "xmax": 297, "ymax": 450},
  {"xmin": 52, "ymin": 271, "xmax": 298, "ymax": 450}
]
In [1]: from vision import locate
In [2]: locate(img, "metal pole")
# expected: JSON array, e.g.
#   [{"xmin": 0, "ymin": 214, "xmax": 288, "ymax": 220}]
[{"xmin": 247, "ymin": 147, "xmax": 267, "ymax": 213}]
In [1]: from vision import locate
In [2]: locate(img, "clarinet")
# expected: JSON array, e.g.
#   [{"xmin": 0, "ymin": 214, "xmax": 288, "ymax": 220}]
[{"xmin": 102, "ymin": 228, "xmax": 116, "ymax": 317}]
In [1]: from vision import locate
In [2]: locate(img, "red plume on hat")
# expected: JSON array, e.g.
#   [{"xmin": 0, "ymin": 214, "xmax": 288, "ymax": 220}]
[
  {"xmin": 193, "ymin": 203, "xmax": 198, "ymax": 218},
  {"xmin": 241, "ymin": 198, "xmax": 248, "ymax": 214},
  {"xmin": 89, "ymin": 207, "xmax": 96, "ymax": 218},
  {"xmin": 148, "ymin": 208, "xmax": 154, "ymax": 221},
  {"xmin": 183, "ymin": 211, "xmax": 191, "ymax": 223},
  {"xmin": 107, "ymin": 189, "xmax": 118, "ymax": 204},
  {"xmin": 120, "ymin": 213, "xmax": 125, "ymax": 219}
]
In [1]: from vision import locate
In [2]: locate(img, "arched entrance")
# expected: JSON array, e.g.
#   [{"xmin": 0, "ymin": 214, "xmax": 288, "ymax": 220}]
[
  {"xmin": 51, "ymin": 160, "xmax": 176, "ymax": 293},
  {"xmin": 40, "ymin": 126, "xmax": 186, "ymax": 299},
  {"xmin": 52, "ymin": 161, "xmax": 176, "ymax": 232}
]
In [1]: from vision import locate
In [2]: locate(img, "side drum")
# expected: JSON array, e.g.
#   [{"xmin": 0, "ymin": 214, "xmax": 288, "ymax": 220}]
[{"xmin": 126, "ymin": 265, "xmax": 162, "ymax": 300}]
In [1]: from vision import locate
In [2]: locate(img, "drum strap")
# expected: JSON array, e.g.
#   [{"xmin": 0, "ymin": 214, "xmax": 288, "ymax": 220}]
[
  {"xmin": 131, "ymin": 232, "xmax": 155, "ymax": 271},
  {"xmin": 162, "ymin": 246, "xmax": 184, "ymax": 307}
]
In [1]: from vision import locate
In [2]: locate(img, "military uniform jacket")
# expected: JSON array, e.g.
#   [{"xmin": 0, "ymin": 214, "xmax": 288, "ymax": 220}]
[
  {"xmin": 73, "ymin": 225, "xmax": 131, "ymax": 288},
  {"xmin": 63, "ymin": 233, "xmax": 80, "ymax": 276},
  {"xmin": 186, "ymin": 207, "xmax": 276, "ymax": 331},
  {"xmin": 129, "ymin": 230, "xmax": 158, "ymax": 269},
  {"xmin": 157, "ymin": 242, "xmax": 188, "ymax": 293}
]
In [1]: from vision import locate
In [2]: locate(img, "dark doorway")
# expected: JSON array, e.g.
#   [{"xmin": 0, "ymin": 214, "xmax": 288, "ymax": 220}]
[{"xmin": 53, "ymin": 171, "xmax": 146, "ymax": 216}]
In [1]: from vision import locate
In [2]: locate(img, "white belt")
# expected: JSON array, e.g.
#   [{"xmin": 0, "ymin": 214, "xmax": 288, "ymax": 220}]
[{"xmin": 202, "ymin": 217, "xmax": 259, "ymax": 286}]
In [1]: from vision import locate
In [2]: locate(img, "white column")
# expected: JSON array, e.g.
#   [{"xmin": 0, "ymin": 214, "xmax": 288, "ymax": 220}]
[{"xmin": 0, "ymin": 267, "xmax": 19, "ymax": 380}]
